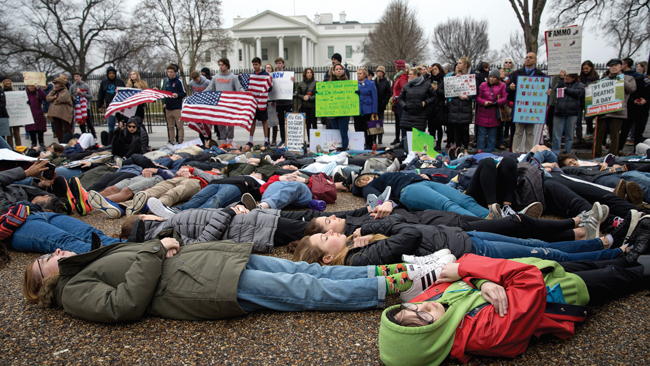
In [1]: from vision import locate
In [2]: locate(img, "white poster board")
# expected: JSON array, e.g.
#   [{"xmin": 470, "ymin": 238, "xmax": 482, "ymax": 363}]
[
  {"xmin": 0, "ymin": 148, "xmax": 37, "ymax": 161},
  {"xmin": 268, "ymin": 71, "xmax": 294, "ymax": 100},
  {"xmin": 5, "ymin": 91, "xmax": 34, "ymax": 127},
  {"xmin": 285, "ymin": 113, "xmax": 305, "ymax": 152},
  {"xmin": 444, "ymin": 74, "xmax": 477, "ymax": 98},
  {"xmin": 310, "ymin": 130, "xmax": 364, "ymax": 151},
  {"xmin": 545, "ymin": 26, "xmax": 583, "ymax": 75}
]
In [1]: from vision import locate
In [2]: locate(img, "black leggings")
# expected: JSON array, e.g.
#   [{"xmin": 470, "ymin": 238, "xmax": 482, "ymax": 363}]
[
  {"xmin": 466, "ymin": 157, "xmax": 517, "ymax": 207},
  {"xmin": 427, "ymin": 114, "xmax": 443, "ymax": 147},
  {"xmin": 452, "ymin": 124, "xmax": 470, "ymax": 149},
  {"xmin": 112, "ymin": 136, "xmax": 142, "ymax": 158},
  {"xmin": 88, "ymin": 172, "xmax": 137, "ymax": 192},
  {"xmin": 28, "ymin": 131, "xmax": 44, "ymax": 146},
  {"xmin": 354, "ymin": 114, "xmax": 372, "ymax": 149},
  {"xmin": 462, "ymin": 214, "xmax": 577, "ymax": 242}
]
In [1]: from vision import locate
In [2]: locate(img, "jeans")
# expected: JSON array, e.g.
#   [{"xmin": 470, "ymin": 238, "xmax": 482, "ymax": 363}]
[
  {"xmin": 552, "ymin": 115, "xmax": 578, "ymax": 154},
  {"xmin": 12, "ymin": 212, "xmax": 120, "ymax": 254},
  {"xmin": 468, "ymin": 231, "xmax": 622, "ymax": 262},
  {"xmin": 476, "ymin": 125, "xmax": 497, "ymax": 152},
  {"xmin": 400, "ymin": 181, "xmax": 490, "ymax": 217},
  {"xmin": 262, "ymin": 181, "xmax": 313, "ymax": 209},
  {"xmin": 237, "ymin": 255, "xmax": 384, "ymax": 312},
  {"xmin": 595, "ymin": 171, "xmax": 650, "ymax": 203},
  {"xmin": 330, "ymin": 116, "xmax": 351, "ymax": 149},
  {"xmin": 55, "ymin": 167, "xmax": 83, "ymax": 180},
  {"xmin": 107, "ymin": 115, "xmax": 116, "ymax": 133},
  {"xmin": 176, "ymin": 184, "xmax": 242, "ymax": 210}
]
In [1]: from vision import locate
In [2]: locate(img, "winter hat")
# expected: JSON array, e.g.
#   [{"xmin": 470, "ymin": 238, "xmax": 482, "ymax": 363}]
[
  {"xmin": 489, "ymin": 69, "xmax": 501, "ymax": 79},
  {"xmin": 53, "ymin": 77, "xmax": 67, "ymax": 85},
  {"xmin": 331, "ymin": 53, "xmax": 342, "ymax": 63},
  {"xmin": 0, "ymin": 75, "xmax": 8, "ymax": 83},
  {"xmin": 395, "ymin": 60, "xmax": 406, "ymax": 69},
  {"xmin": 376, "ymin": 66, "xmax": 386, "ymax": 73},
  {"xmin": 606, "ymin": 58, "xmax": 623, "ymax": 66},
  {"xmin": 201, "ymin": 67, "xmax": 211, "ymax": 75}
]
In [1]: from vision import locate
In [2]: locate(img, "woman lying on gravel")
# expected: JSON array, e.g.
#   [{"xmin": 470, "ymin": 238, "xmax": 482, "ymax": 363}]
[
  {"xmin": 22, "ymin": 233, "xmax": 449, "ymax": 323},
  {"xmin": 378, "ymin": 219, "xmax": 650, "ymax": 366}
]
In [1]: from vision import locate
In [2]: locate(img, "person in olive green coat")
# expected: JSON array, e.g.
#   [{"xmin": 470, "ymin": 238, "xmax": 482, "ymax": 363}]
[{"xmin": 23, "ymin": 231, "xmax": 387, "ymax": 323}]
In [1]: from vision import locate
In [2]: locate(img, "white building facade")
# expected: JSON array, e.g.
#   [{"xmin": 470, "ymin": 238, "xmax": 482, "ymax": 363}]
[{"xmin": 201, "ymin": 10, "xmax": 376, "ymax": 70}]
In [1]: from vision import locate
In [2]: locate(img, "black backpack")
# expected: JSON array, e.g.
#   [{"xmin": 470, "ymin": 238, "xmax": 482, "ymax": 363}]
[{"xmin": 514, "ymin": 161, "xmax": 545, "ymax": 211}]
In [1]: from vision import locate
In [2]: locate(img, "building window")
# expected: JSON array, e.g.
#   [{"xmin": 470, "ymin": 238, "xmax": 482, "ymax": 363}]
[
  {"xmin": 342, "ymin": 25, "xmax": 355, "ymax": 29},
  {"xmin": 284, "ymin": 48, "xmax": 288, "ymax": 61},
  {"xmin": 346, "ymin": 46, "xmax": 352, "ymax": 59},
  {"xmin": 325, "ymin": 26, "xmax": 336, "ymax": 30},
  {"xmin": 328, "ymin": 46, "xmax": 334, "ymax": 59},
  {"xmin": 204, "ymin": 50, "xmax": 211, "ymax": 63},
  {"xmin": 239, "ymin": 49, "xmax": 242, "ymax": 61},
  {"xmin": 220, "ymin": 50, "xmax": 227, "ymax": 58},
  {"xmin": 262, "ymin": 48, "xmax": 268, "ymax": 60}
]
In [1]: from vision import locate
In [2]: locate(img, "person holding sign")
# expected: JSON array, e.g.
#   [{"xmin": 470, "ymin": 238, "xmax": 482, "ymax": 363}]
[
  {"xmin": 547, "ymin": 71, "xmax": 584, "ymax": 154},
  {"xmin": 507, "ymin": 53, "xmax": 546, "ymax": 153},
  {"xmin": 2, "ymin": 79, "xmax": 21, "ymax": 148},
  {"xmin": 398, "ymin": 66, "xmax": 435, "ymax": 138},
  {"xmin": 0, "ymin": 76, "xmax": 10, "ymax": 146},
  {"xmin": 46, "ymin": 78, "xmax": 74, "ymax": 143},
  {"xmin": 475, "ymin": 69, "xmax": 507, "ymax": 153},
  {"xmin": 273, "ymin": 58, "xmax": 295, "ymax": 147},
  {"xmin": 297, "ymin": 68, "xmax": 317, "ymax": 141},
  {"xmin": 447, "ymin": 57, "xmax": 478, "ymax": 152},
  {"xmin": 593, "ymin": 59, "xmax": 637, "ymax": 158},
  {"xmin": 355, "ymin": 67, "xmax": 378, "ymax": 150},
  {"xmin": 328, "ymin": 64, "xmax": 352, "ymax": 150},
  {"xmin": 25, "ymin": 83, "xmax": 48, "ymax": 148}
]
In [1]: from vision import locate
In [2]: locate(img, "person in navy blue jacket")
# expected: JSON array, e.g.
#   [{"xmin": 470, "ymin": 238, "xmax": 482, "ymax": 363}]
[
  {"xmin": 165, "ymin": 64, "xmax": 187, "ymax": 144},
  {"xmin": 354, "ymin": 67, "xmax": 378, "ymax": 149}
]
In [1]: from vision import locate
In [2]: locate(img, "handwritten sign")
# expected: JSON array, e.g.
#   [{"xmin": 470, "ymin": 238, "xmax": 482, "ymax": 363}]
[
  {"xmin": 285, "ymin": 113, "xmax": 305, "ymax": 152},
  {"xmin": 411, "ymin": 128, "xmax": 437, "ymax": 157},
  {"xmin": 5, "ymin": 91, "xmax": 34, "ymax": 127},
  {"xmin": 585, "ymin": 77, "xmax": 625, "ymax": 117},
  {"xmin": 545, "ymin": 26, "xmax": 582, "ymax": 75},
  {"xmin": 315, "ymin": 80, "xmax": 359, "ymax": 117},
  {"xmin": 309, "ymin": 129, "xmax": 364, "ymax": 151},
  {"xmin": 513, "ymin": 76, "xmax": 550, "ymax": 124},
  {"xmin": 268, "ymin": 71, "xmax": 295, "ymax": 100},
  {"xmin": 444, "ymin": 74, "xmax": 477, "ymax": 98},
  {"xmin": 22, "ymin": 72, "xmax": 46, "ymax": 87}
]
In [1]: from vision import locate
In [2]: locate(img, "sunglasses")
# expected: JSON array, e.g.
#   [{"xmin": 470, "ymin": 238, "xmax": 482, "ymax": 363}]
[
  {"xmin": 400, "ymin": 303, "xmax": 435, "ymax": 324},
  {"xmin": 127, "ymin": 125, "xmax": 137, "ymax": 129},
  {"xmin": 36, "ymin": 253, "xmax": 53, "ymax": 280},
  {"xmin": 504, "ymin": 61, "xmax": 512, "ymax": 64}
]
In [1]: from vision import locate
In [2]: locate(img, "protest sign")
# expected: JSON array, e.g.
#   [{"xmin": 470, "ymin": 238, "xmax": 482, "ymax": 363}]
[
  {"xmin": 268, "ymin": 71, "xmax": 294, "ymax": 100},
  {"xmin": 22, "ymin": 72, "xmax": 46, "ymax": 87},
  {"xmin": 411, "ymin": 128, "xmax": 437, "ymax": 157},
  {"xmin": 545, "ymin": 26, "xmax": 583, "ymax": 75},
  {"xmin": 285, "ymin": 113, "xmax": 305, "ymax": 152},
  {"xmin": 585, "ymin": 77, "xmax": 625, "ymax": 117},
  {"xmin": 310, "ymin": 130, "xmax": 364, "ymax": 151},
  {"xmin": 444, "ymin": 74, "xmax": 477, "ymax": 98},
  {"xmin": 513, "ymin": 76, "xmax": 550, "ymax": 124},
  {"xmin": 315, "ymin": 80, "xmax": 359, "ymax": 117},
  {"xmin": 5, "ymin": 91, "xmax": 34, "ymax": 127}
]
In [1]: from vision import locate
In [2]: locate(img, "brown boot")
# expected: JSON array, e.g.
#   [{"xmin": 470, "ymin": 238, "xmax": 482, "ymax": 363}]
[
  {"xmin": 626, "ymin": 181, "xmax": 644, "ymax": 206},
  {"xmin": 614, "ymin": 179, "xmax": 627, "ymax": 199}
]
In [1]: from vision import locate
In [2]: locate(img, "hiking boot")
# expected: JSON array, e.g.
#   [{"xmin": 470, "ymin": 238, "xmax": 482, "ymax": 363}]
[
  {"xmin": 87, "ymin": 190, "xmax": 124, "ymax": 219},
  {"xmin": 127, "ymin": 191, "xmax": 149, "ymax": 216},
  {"xmin": 519, "ymin": 202, "xmax": 543, "ymax": 219},
  {"xmin": 614, "ymin": 179, "xmax": 627, "ymax": 199},
  {"xmin": 147, "ymin": 197, "xmax": 177, "ymax": 220},
  {"xmin": 69, "ymin": 177, "xmax": 91, "ymax": 215}
]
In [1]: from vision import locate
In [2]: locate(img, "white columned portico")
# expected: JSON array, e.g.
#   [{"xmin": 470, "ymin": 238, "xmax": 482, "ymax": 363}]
[
  {"xmin": 312, "ymin": 42, "xmax": 317, "ymax": 65},
  {"xmin": 255, "ymin": 37, "xmax": 262, "ymax": 59},
  {"xmin": 301, "ymin": 36, "xmax": 307, "ymax": 67},
  {"xmin": 247, "ymin": 43, "xmax": 252, "ymax": 64},
  {"xmin": 277, "ymin": 36, "xmax": 284, "ymax": 59},
  {"xmin": 233, "ymin": 39, "xmax": 240, "ymax": 69},
  {"xmin": 306, "ymin": 39, "xmax": 312, "ymax": 66}
]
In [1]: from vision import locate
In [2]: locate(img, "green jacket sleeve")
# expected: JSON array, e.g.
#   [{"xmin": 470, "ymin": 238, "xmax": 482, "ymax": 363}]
[{"xmin": 61, "ymin": 241, "xmax": 167, "ymax": 323}]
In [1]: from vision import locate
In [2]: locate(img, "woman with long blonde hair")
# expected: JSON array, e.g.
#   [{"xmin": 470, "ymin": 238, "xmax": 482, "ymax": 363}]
[{"xmin": 126, "ymin": 70, "xmax": 149, "ymax": 120}]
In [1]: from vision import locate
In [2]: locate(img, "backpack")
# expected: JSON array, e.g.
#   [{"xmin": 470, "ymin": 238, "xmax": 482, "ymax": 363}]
[
  {"xmin": 309, "ymin": 173, "xmax": 337, "ymax": 203},
  {"xmin": 514, "ymin": 162, "xmax": 545, "ymax": 211}
]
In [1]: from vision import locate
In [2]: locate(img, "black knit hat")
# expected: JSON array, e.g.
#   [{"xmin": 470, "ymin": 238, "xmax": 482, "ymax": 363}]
[{"xmin": 331, "ymin": 53, "xmax": 342, "ymax": 63}]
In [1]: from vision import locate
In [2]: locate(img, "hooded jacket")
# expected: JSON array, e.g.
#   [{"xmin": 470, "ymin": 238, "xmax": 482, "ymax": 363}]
[
  {"xmin": 45, "ymin": 86, "xmax": 73, "ymax": 123},
  {"xmin": 392, "ymin": 73, "xmax": 409, "ymax": 102},
  {"xmin": 25, "ymin": 87, "xmax": 48, "ymax": 131},
  {"xmin": 0, "ymin": 167, "xmax": 52, "ymax": 205},
  {"xmin": 552, "ymin": 78, "xmax": 585, "ymax": 117},
  {"xmin": 97, "ymin": 66, "xmax": 126, "ymax": 108},
  {"xmin": 475, "ymin": 81, "xmax": 507, "ymax": 127},
  {"xmin": 447, "ymin": 74, "xmax": 479, "ymax": 125},
  {"xmin": 189, "ymin": 75, "xmax": 211, "ymax": 94},
  {"xmin": 358, "ymin": 79, "xmax": 378, "ymax": 115},
  {"xmin": 379, "ymin": 254, "xmax": 589, "ymax": 366},
  {"xmin": 114, "ymin": 116, "xmax": 150, "ymax": 153},
  {"xmin": 398, "ymin": 76, "xmax": 436, "ymax": 131}
]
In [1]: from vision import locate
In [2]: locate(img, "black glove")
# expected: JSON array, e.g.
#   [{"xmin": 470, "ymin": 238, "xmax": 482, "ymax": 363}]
[{"xmin": 354, "ymin": 90, "xmax": 361, "ymax": 95}]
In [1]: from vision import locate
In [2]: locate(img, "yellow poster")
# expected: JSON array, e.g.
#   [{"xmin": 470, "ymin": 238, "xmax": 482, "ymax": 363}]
[{"xmin": 22, "ymin": 72, "xmax": 46, "ymax": 87}]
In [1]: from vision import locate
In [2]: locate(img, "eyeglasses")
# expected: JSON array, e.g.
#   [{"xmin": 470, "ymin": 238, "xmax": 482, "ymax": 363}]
[
  {"xmin": 36, "ymin": 253, "xmax": 53, "ymax": 280},
  {"xmin": 400, "ymin": 303, "xmax": 435, "ymax": 324},
  {"xmin": 504, "ymin": 61, "xmax": 512, "ymax": 64}
]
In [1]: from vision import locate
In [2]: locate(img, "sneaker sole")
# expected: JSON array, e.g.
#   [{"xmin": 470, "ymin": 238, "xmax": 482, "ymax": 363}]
[
  {"xmin": 241, "ymin": 193, "xmax": 257, "ymax": 210},
  {"xmin": 626, "ymin": 182, "xmax": 644, "ymax": 206},
  {"xmin": 87, "ymin": 191, "xmax": 123, "ymax": 219},
  {"xmin": 614, "ymin": 180, "xmax": 627, "ymax": 199},
  {"xmin": 147, "ymin": 198, "xmax": 176, "ymax": 220},
  {"xmin": 624, "ymin": 210, "xmax": 642, "ymax": 245},
  {"xmin": 521, "ymin": 202, "xmax": 543, "ymax": 219},
  {"xmin": 128, "ymin": 191, "xmax": 149, "ymax": 216},
  {"xmin": 70, "ymin": 178, "xmax": 89, "ymax": 215}
]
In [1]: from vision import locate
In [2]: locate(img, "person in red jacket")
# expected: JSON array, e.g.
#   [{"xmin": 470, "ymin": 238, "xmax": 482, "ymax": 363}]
[{"xmin": 392, "ymin": 60, "xmax": 409, "ymax": 146}]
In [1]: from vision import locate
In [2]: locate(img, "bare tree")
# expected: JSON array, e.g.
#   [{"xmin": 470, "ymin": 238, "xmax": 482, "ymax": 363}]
[
  {"xmin": 358, "ymin": 0, "xmax": 428, "ymax": 66},
  {"xmin": 135, "ymin": 0, "xmax": 232, "ymax": 74},
  {"xmin": 431, "ymin": 17, "xmax": 492, "ymax": 65},
  {"xmin": 0, "ymin": 0, "xmax": 141, "ymax": 76},
  {"xmin": 507, "ymin": 0, "xmax": 548, "ymax": 53},
  {"xmin": 548, "ymin": 0, "xmax": 649, "ymax": 26},
  {"xmin": 499, "ymin": 31, "xmax": 545, "ymax": 67}
]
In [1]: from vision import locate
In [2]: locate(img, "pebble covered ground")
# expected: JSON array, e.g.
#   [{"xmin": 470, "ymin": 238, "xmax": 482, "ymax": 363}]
[{"xmin": 1, "ymin": 192, "xmax": 649, "ymax": 365}]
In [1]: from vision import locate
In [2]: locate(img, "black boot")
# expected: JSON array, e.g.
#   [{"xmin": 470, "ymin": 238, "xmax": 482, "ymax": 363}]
[
  {"xmin": 626, "ymin": 217, "xmax": 650, "ymax": 262},
  {"xmin": 127, "ymin": 219, "xmax": 146, "ymax": 243}
]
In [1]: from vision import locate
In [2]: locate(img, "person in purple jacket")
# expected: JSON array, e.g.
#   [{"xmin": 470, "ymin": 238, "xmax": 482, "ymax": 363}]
[
  {"xmin": 475, "ymin": 69, "xmax": 508, "ymax": 153},
  {"xmin": 25, "ymin": 83, "xmax": 48, "ymax": 148}
]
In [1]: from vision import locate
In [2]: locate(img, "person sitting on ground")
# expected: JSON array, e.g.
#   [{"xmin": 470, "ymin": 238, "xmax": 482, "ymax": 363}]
[{"xmin": 112, "ymin": 115, "xmax": 149, "ymax": 158}]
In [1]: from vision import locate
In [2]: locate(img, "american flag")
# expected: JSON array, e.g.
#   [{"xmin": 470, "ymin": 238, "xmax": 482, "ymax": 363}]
[
  {"xmin": 239, "ymin": 73, "xmax": 272, "ymax": 111},
  {"xmin": 180, "ymin": 91, "xmax": 257, "ymax": 131},
  {"xmin": 105, "ymin": 88, "xmax": 173, "ymax": 118}
]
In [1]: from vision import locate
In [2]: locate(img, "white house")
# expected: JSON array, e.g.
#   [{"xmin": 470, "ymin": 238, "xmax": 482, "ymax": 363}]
[{"xmin": 199, "ymin": 10, "xmax": 377, "ymax": 70}]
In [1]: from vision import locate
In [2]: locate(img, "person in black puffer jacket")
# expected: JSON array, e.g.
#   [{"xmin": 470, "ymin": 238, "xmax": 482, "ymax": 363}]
[
  {"xmin": 447, "ymin": 57, "xmax": 478, "ymax": 151},
  {"xmin": 398, "ymin": 66, "xmax": 435, "ymax": 133},
  {"xmin": 375, "ymin": 66, "xmax": 392, "ymax": 145},
  {"xmin": 428, "ymin": 64, "xmax": 446, "ymax": 150},
  {"xmin": 111, "ymin": 115, "xmax": 149, "ymax": 158}
]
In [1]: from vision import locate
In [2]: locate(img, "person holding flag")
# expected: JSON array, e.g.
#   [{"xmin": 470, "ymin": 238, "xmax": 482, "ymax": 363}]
[
  {"xmin": 205, "ymin": 58, "xmax": 244, "ymax": 148},
  {"xmin": 243, "ymin": 57, "xmax": 273, "ymax": 147},
  {"xmin": 70, "ymin": 72, "xmax": 95, "ymax": 139}
]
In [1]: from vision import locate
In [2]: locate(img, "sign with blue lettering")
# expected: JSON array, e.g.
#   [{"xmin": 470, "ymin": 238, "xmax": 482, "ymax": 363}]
[
  {"xmin": 268, "ymin": 71, "xmax": 294, "ymax": 100},
  {"xmin": 513, "ymin": 76, "xmax": 550, "ymax": 124}
]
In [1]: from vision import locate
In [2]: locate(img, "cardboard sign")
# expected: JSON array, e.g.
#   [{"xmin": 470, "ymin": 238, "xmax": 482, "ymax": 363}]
[
  {"xmin": 513, "ymin": 76, "xmax": 550, "ymax": 124},
  {"xmin": 5, "ymin": 91, "xmax": 34, "ymax": 127},
  {"xmin": 585, "ymin": 77, "xmax": 626, "ymax": 117},
  {"xmin": 309, "ymin": 130, "xmax": 364, "ymax": 151},
  {"xmin": 315, "ymin": 80, "xmax": 359, "ymax": 117},
  {"xmin": 268, "ymin": 71, "xmax": 294, "ymax": 101},
  {"xmin": 411, "ymin": 128, "xmax": 437, "ymax": 157},
  {"xmin": 545, "ymin": 26, "xmax": 583, "ymax": 75},
  {"xmin": 444, "ymin": 74, "xmax": 477, "ymax": 98},
  {"xmin": 23, "ymin": 72, "xmax": 47, "ymax": 87},
  {"xmin": 285, "ymin": 113, "xmax": 305, "ymax": 152}
]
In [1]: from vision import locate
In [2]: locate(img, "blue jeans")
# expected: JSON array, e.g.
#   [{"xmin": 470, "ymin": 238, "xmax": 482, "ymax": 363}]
[
  {"xmin": 175, "ymin": 184, "xmax": 241, "ymax": 210},
  {"xmin": 530, "ymin": 150, "xmax": 559, "ymax": 165},
  {"xmin": 12, "ymin": 212, "xmax": 120, "ymax": 254},
  {"xmin": 477, "ymin": 125, "xmax": 498, "ymax": 152},
  {"xmin": 330, "ymin": 116, "xmax": 351, "ymax": 149},
  {"xmin": 596, "ymin": 171, "xmax": 650, "ymax": 203},
  {"xmin": 237, "ymin": 255, "xmax": 384, "ymax": 312},
  {"xmin": 262, "ymin": 181, "xmax": 313, "ymax": 209},
  {"xmin": 107, "ymin": 115, "xmax": 116, "ymax": 132},
  {"xmin": 400, "ymin": 181, "xmax": 490, "ymax": 217},
  {"xmin": 552, "ymin": 115, "xmax": 578, "ymax": 154},
  {"xmin": 468, "ymin": 231, "xmax": 622, "ymax": 262},
  {"xmin": 55, "ymin": 167, "xmax": 83, "ymax": 180}
]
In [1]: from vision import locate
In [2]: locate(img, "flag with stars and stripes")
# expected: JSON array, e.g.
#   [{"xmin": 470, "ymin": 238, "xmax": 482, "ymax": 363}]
[
  {"xmin": 104, "ymin": 88, "xmax": 173, "ymax": 118},
  {"xmin": 180, "ymin": 91, "xmax": 257, "ymax": 131},
  {"xmin": 238, "ymin": 73, "xmax": 272, "ymax": 111}
]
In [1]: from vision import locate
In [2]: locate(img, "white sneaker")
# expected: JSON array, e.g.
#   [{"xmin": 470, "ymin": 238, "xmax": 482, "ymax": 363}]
[
  {"xmin": 501, "ymin": 204, "xmax": 518, "ymax": 217},
  {"xmin": 402, "ymin": 249, "xmax": 452, "ymax": 265},
  {"xmin": 400, "ymin": 264, "xmax": 440, "ymax": 302},
  {"xmin": 147, "ymin": 197, "xmax": 178, "ymax": 220}
]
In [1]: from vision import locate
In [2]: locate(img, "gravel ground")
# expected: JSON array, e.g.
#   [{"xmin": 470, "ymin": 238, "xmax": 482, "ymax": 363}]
[{"xmin": 1, "ymin": 192, "xmax": 649, "ymax": 365}]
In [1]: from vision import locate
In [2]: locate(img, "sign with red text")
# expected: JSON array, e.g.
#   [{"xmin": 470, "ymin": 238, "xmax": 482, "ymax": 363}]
[
  {"xmin": 585, "ymin": 76, "xmax": 625, "ymax": 117},
  {"xmin": 444, "ymin": 74, "xmax": 477, "ymax": 98},
  {"xmin": 545, "ymin": 26, "xmax": 583, "ymax": 75},
  {"xmin": 513, "ymin": 76, "xmax": 550, "ymax": 124}
]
